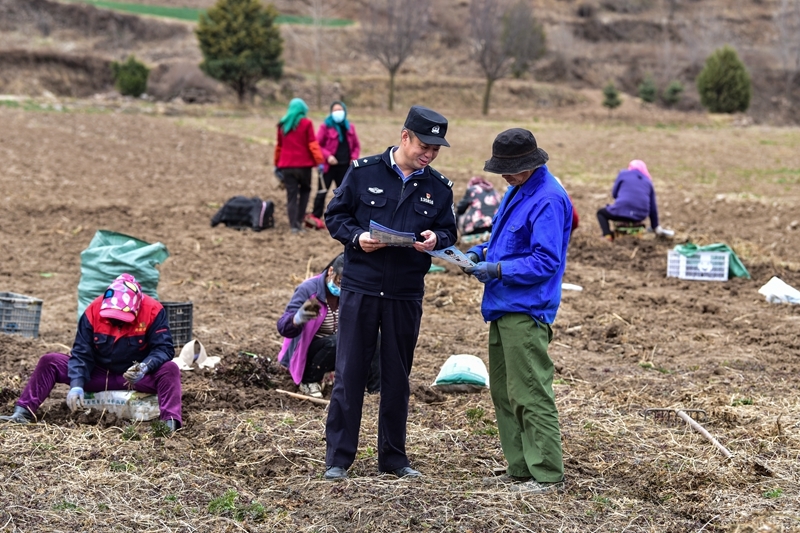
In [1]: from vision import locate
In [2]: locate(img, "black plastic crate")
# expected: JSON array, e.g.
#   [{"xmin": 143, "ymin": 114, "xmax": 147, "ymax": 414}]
[
  {"xmin": 0, "ymin": 292, "xmax": 43, "ymax": 339},
  {"xmin": 162, "ymin": 301, "xmax": 193, "ymax": 349}
]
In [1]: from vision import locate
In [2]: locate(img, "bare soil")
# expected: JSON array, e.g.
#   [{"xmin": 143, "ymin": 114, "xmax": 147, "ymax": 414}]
[{"xmin": 0, "ymin": 98, "xmax": 799, "ymax": 532}]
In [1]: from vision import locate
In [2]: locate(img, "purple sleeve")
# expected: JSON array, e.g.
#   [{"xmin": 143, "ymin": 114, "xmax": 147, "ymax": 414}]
[{"xmin": 611, "ymin": 173, "xmax": 624, "ymax": 199}]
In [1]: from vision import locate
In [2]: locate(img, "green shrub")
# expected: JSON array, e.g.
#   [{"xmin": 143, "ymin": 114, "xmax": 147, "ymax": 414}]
[
  {"xmin": 111, "ymin": 56, "xmax": 150, "ymax": 97},
  {"xmin": 196, "ymin": 0, "xmax": 283, "ymax": 102},
  {"xmin": 638, "ymin": 75, "xmax": 656, "ymax": 103},
  {"xmin": 696, "ymin": 45, "xmax": 752, "ymax": 113},
  {"xmin": 661, "ymin": 80, "xmax": 684, "ymax": 106},
  {"xmin": 602, "ymin": 82, "xmax": 621, "ymax": 114}
]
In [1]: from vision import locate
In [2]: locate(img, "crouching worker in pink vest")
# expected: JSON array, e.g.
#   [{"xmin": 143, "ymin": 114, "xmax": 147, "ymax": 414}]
[
  {"xmin": 277, "ymin": 253, "xmax": 380, "ymax": 399},
  {"xmin": 0, "ymin": 273, "xmax": 182, "ymax": 434}
]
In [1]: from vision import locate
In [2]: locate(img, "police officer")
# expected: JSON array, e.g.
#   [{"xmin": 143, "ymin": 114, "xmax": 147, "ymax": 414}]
[{"xmin": 322, "ymin": 105, "xmax": 457, "ymax": 480}]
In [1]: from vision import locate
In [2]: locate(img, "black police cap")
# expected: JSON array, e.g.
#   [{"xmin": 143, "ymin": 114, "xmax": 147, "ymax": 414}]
[{"xmin": 403, "ymin": 105, "xmax": 450, "ymax": 147}]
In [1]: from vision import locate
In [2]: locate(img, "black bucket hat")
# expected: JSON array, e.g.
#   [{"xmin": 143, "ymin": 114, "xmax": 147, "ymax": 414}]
[{"xmin": 483, "ymin": 128, "xmax": 549, "ymax": 175}]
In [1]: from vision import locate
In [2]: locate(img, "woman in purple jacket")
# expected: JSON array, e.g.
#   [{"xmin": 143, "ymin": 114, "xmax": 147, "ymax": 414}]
[
  {"xmin": 597, "ymin": 159, "xmax": 673, "ymax": 240},
  {"xmin": 277, "ymin": 254, "xmax": 379, "ymax": 398},
  {"xmin": 309, "ymin": 102, "xmax": 361, "ymax": 227}
]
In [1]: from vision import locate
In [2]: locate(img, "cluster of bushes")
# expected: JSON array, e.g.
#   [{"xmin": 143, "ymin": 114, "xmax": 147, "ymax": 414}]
[{"xmin": 601, "ymin": 45, "xmax": 752, "ymax": 115}]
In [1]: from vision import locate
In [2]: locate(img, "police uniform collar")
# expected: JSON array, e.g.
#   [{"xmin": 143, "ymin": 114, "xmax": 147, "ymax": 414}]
[{"xmin": 388, "ymin": 146, "xmax": 426, "ymax": 180}]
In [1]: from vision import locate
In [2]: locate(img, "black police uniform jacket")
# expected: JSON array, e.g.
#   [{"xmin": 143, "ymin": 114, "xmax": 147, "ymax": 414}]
[{"xmin": 325, "ymin": 147, "xmax": 457, "ymax": 300}]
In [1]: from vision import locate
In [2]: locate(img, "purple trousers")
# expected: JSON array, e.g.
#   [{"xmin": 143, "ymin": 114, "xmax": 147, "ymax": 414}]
[{"xmin": 17, "ymin": 353, "xmax": 183, "ymax": 426}]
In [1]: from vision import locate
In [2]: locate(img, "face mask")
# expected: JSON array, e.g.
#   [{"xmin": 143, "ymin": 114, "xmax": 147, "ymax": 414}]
[
  {"xmin": 326, "ymin": 278, "xmax": 341, "ymax": 297},
  {"xmin": 331, "ymin": 110, "xmax": 345, "ymax": 123}
]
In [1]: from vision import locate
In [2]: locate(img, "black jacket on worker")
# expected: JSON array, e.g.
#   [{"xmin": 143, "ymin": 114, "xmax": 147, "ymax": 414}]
[{"xmin": 325, "ymin": 148, "xmax": 458, "ymax": 299}]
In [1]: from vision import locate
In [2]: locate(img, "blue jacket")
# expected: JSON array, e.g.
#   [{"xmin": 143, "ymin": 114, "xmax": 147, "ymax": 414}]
[
  {"xmin": 605, "ymin": 169, "xmax": 659, "ymax": 227},
  {"xmin": 325, "ymin": 147, "xmax": 457, "ymax": 300},
  {"xmin": 469, "ymin": 165, "xmax": 572, "ymax": 324},
  {"xmin": 68, "ymin": 294, "xmax": 175, "ymax": 388}
]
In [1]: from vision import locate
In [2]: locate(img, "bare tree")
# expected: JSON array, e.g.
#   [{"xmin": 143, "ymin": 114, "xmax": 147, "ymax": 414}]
[
  {"xmin": 470, "ymin": 0, "xmax": 545, "ymax": 115},
  {"xmin": 362, "ymin": 0, "xmax": 431, "ymax": 111},
  {"xmin": 776, "ymin": 0, "xmax": 800, "ymax": 97}
]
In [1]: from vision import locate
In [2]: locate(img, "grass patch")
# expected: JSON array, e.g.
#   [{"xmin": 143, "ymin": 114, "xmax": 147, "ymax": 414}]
[
  {"xmin": 208, "ymin": 489, "xmax": 268, "ymax": 522},
  {"xmin": 763, "ymin": 488, "xmax": 783, "ymax": 499},
  {"xmin": 732, "ymin": 397, "xmax": 754, "ymax": 406},
  {"xmin": 62, "ymin": 0, "xmax": 353, "ymax": 25}
]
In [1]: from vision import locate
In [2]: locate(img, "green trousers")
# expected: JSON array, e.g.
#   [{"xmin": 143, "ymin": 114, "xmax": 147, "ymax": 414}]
[{"xmin": 488, "ymin": 313, "xmax": 564, "ymax": 482}]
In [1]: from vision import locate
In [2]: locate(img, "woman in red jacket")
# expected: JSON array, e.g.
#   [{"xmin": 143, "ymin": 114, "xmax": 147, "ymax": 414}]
[
  {"xmin": 274, "ymin": 98, "xmax": 324, "ymax": 233},
  {"xmin": 309, "ymin": 101, "xmax": 361, "ymax": 227}
]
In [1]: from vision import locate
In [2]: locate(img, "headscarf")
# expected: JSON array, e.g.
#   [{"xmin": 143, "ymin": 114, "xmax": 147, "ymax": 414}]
[
  {"xmin": 99, "ymin": 273, "xmax": 143, "ymax": 323},
  {"xmin": 323, "ymin": 100, "xmax": 350, "ymax": 142},
  {"xmin": 628, "ymin": 159, "xmax": 652, "ymax": 180},
  {"xmin": 279, "ymin": 98, "xmax": 309, "ymax": 134}
]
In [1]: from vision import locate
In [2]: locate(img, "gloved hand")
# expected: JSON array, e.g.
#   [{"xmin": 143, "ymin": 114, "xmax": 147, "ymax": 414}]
[
  {"xmin": 464, "ymin": 262, "xmax": 501, "ymax": 283},
  {"xmin": 273, "ymin": 167, "xmax": 285, "ymax": 190},
  {"xmin": 655, "ymin": 225, "xmax": 675, "ymax": 237},
  {"xmin": 123, "ymin": 362, "xmax": 149, "ymax": 385},
  {"xmin": 461, "ymin": 251, "xmax": 481, "ymax": 273},
  {"xmin": 66, "ymin": 387, "xmax": 85, "ymax": 412},
  {"xmin": 293, "ymin": 297, "xmax": 320, "ymax": 326},
  {"xmin": 318, "ymin": 164, "xmax": 325, "ymax": 173}
]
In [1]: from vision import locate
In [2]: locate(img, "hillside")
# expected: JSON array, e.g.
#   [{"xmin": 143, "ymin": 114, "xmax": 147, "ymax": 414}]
[{"xmin": 0, "ymin": 0, "xmax": 797, "ymax": 123}]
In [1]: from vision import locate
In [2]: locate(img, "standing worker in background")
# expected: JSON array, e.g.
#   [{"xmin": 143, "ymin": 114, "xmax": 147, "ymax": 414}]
[
  {"xmin": 464, "ymin": 128, "xmax": 572, "ymax": 494},
  {"xmin": 274, "ymin": 98, "xmax": 325, "ymax": 234},
  {"xmin": 322, "ymin": 105, "xmax": 457, "ymax": 481},
  {"xmin": 308, "ymin": 101, "xmax": 361, "ymax": 229},
  {"xmin": 0, "ymin": 273, "xmax": 182, "ymax": 433}
]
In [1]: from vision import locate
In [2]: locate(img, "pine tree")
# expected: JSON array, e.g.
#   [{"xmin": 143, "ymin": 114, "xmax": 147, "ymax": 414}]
[
  {"xmin": 696, "ymin": 45, "xmax": 752, "ymax": 113},
  {"xmin": 638, "ymin": 75, "xmax": 657, "ymax": 104},
  {"xmin": 196, "ymin": 0, "xmax": 283, "ymax": 103},
  {"xmin": 603, "ymin": 82, "xmax": 621, "ymax": 116},
  {"xmin": 662, "ymin": 80, "xmax": 684, "ymax": 107}
]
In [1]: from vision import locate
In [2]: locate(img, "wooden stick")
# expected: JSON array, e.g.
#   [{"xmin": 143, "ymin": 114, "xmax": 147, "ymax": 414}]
[
  {"xmin": 677, "ymin": 410, "xmax": 733, "ymax": 458},
  {"xmin": 275, "ymin": 388, "xmax": 330, "ymax": 406}
]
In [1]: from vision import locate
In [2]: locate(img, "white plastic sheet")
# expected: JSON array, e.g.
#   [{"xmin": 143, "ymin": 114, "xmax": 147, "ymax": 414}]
[{"xmin": 758, "ymin": 276, "xmax": 800, "ymax": 304}]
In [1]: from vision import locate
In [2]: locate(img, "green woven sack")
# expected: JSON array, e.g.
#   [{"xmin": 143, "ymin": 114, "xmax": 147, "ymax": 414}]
[{"xmin": 77, "ymin": 230, "xmax": 169, "ymax": 319}]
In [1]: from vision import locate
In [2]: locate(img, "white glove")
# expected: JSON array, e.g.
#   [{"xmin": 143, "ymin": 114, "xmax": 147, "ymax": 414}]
[
  {"xmin": 655, "ymin": 226, "xmax": 674, "ymax": 237},
  {"xmin": 66, "ymin": 387, "xmax": 84, "ymax": 412}
]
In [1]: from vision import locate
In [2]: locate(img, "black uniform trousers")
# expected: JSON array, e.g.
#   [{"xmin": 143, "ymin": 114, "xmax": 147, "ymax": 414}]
[{"xmin": 325, "ymin": 289, "xmax": 422, "ymax": 472}]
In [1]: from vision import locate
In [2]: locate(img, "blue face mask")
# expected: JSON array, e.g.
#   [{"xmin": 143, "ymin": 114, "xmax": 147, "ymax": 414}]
[
  {"xmin": 326, "ymin": 278, "xmax": 341, "ymax": 297},
  {"xmin": 331, "ymin": 110, "xmax": 346, "ymax": 123}
]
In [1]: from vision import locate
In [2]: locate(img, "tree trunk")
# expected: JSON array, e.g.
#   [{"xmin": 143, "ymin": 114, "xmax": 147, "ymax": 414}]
[
  {"xmin": 236, "ymin": 80, "xmax": 246, "ymax": 103},
  {"xmin": 389, "ymin": 69, "xmax": 397, "ymax": 112},
  {"xmin": 482, "ymin": 77, "xmax": 494, "ymax": 115}
]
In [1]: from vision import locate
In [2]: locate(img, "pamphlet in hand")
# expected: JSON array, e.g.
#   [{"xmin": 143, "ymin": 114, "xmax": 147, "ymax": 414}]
[
  {"xmin": 369, "ymin": 220, "xmax": 416, "ymax": 247},
  {"xmin": 427, "ymin": 245, "xmax": 477, "ymax": 268}
]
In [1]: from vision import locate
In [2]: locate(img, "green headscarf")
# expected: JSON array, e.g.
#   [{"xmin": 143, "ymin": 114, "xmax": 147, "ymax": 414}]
[
  {"xmin": 323, "ymin": 101, "xmax": 350, "ymax": 142},
  {"xmin": 279, "ymin": 98, "xmax": 309, "ymax": 134}
]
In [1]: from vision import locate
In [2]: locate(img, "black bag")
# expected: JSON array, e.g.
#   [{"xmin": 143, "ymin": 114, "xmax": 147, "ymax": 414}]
[{"xmin": 210, "ymin": 196, "xmax": 274, "ymax": 231}]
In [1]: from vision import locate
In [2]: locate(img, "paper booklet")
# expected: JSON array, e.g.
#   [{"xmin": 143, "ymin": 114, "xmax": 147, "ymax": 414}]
[
  {"xmin": 427, "ymin": 245, "xmax": 477, "ymax": 268},
  {"xmin": 369, "ymin": 220, "xmax": 416, "ymax": 247}
]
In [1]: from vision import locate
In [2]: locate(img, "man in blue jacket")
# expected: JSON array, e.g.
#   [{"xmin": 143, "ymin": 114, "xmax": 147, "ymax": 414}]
[
  {"xmin": 465, "ymin": 128, "xmax": 572, "ymax": 494},
  {"xmin": 0, "ymin": 273, "xmax": 182, "ymax": 433},
  {"xmin": 322, "ymin": 105, "xmax": 457, "ymax": 480}
]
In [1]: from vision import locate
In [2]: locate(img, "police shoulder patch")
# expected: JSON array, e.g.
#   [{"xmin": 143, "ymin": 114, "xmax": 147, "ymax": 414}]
[
  {"xmin": 352, "ymin": 154, "xmax": 382, "ymax": 168},
  {"xmin": 428, "ymin": 167, "xmax": 453, "ymax": 188}
]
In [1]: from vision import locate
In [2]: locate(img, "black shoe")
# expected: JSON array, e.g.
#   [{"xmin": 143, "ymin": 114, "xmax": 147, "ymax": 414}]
[
  {"xmin": 324, "ymin": 466, "xmax": 348, "ymax": 481},
  {"xmin": 383, "ymin": 466, "xmax": 422, "ymax": 478},
  {"xmin": 0, "ymin": 406, "xmax": 34, "ymax": 424}
]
